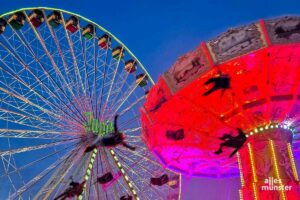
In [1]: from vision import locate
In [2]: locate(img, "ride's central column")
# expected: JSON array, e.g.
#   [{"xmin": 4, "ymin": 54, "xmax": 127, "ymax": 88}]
[{"xmin": 237, "ymin": 126, "xmax": 300, "ymax": 200}]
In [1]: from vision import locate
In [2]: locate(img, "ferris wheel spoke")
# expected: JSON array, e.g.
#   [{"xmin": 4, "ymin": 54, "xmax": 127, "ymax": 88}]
[
  {"xmin": 122, "ymin": 127, "xmax": 142, "ymax": 134},
  {"xmin": 0, "ymin": 106, "xmax": 60, "ymax": 131},
  {"xmin": 83, "ymin": 37, "xmax": 99, "ymax": 116},
  {"xmin": 0, "ymin": 129, "xmax": 77, "ymax": 139},
  {"xmin": 118, "ymin": 95, "xmax": 145, "ymax": 117},
  {"xmin": 96, "ymin": 49, "xmax": 110, "ymax": 119},
  {"xmin": 106, "ymin": 75, "xmax": 145, "ymax": 120},
  {"xmin": 40, "ymin": 10, "xmax": 92, "ymax": 118},
  {"xmin": 95, "ymin": 149, "xmax": 110, "ymax": 199},
  {"xmin": 0, "ymin": 65, "xmax": 84, "ymax": 128},
  {"xmin": 113, "ymin": 151, "xmax": 163, "ymax": 200},
  {"xmin": 71, "ymin": 20, "xmax": 91, "ymax": 97},
  {"xmin": 21, "ymin": 12, "xmax": 87, "ymax": 123},
  {"xmin": 104, "ymin": 149, "xmax": 136, "ymax": 199},
  {"xmin": 0, "ymin": 85, "xmax": 62, "ymax": 119},
  {"xmin": 118, "ymin": 114, "xmax": 140, "ymax": 130},
  {"xmin": 2, "ymin": 22, "xmax": 70, "ymax": 105},
  {"xmin": 0, "ymin": 93, "xmax": 82, "ymax": 134},
  {"xmin": 91, "ymin": 38, "xmax": 99, "ymax": 116},
  {"xmin": 0, "ymin": 138, "xmax": 79, "ymax": 157},
  {"xmin": 114, "ymin": 146, "xmax": 163, "ymax": 169},
  {"xmin": 60, "ymin": 14, "xmax": 87, "ymax": 102},
  {"xmin": 100, "ymin": 47, "xmax": 124, "ymax": 120},
  {"xmin": 105, "ymin": 68, "xmax": 131, "ymax": 113},
  {"xmin": 9, "ymin": 145, "xmax": 80, "ymax": 199},
  {"xmin": 0, "ymin": 140, "xmax": 79, "ymax": 180},
  {"xmin": 35, "ymin": 143, "xmax": 87, "ymax": 199},
  {"xmin": 0, "ymin": 33, "xmax": 86, "ymax": 125},
  {"xmin": 99, "ymin": 149, "xmax": 121, "ymax": 200}
]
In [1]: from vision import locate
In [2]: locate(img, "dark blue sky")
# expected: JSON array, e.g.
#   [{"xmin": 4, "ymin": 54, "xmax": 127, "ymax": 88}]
[
  {"xmin": 1, "ymin": 1, "xmax": 300, "ymax": 199},
  {"xmin": 1, "ymin": 0, "xmax": 300, "ymax": 82}
]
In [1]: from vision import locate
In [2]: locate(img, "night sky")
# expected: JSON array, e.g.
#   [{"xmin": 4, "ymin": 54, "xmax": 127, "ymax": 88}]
[{"xmin": 1, "ymin": 0, "xmax": 300, "ymax": 199}]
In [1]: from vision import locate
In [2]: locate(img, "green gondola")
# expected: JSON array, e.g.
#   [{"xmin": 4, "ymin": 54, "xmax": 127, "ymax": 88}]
[
  {"xmin": 47, "ymin": 11, "xmax": 62, "ymax": 28},
  {"xmin": 82, "ymin": 24, "xmax": 95, "ymax": 40},
  {"xmin": 8, "ymin": 12, "xmax": 25, "ymax": 30}
]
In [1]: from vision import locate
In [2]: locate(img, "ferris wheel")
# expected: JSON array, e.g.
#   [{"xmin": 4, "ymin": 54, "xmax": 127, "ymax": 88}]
[{"xmin": 0, "ymin": 7, "xmax": 181, "ymax": 200}]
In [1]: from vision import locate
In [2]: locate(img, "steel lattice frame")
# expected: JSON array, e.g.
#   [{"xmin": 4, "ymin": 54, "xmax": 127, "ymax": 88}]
[{"xmin": 0, "ymin": 7, "xmax": 181, "ymax": 200}]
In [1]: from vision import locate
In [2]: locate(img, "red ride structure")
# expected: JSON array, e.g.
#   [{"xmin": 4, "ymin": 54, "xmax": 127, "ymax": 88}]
[{"xmin": 141, "ymin": 16, "xmax": 300, "ymax": 200}]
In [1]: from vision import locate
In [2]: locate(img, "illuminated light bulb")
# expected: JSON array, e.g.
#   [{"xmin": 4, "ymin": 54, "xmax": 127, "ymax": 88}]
[
  {"xmin": 270, "ymin": 125, "xmax": 274, "ymax": 129},
  {"xmin": 125, "ymin": 175, "xmax": 129, "ymax": 181},
  {"xmin": 265, "ymin": 125, "xmax": 269, "ymax": 130},
  {"xmin": 246, "ymin": 134, "xmax": 249, "ymax": 138},
  {"xmin": 250, "ymin": 132, "xmax": 254, "ymax": 135},
  {"xmin": 259, "ymin": 127, "xmax": 264, "ymax": 131},
  {"xmin": 283, "ymin": 125, "xmax": 287, "ymax": 129}
]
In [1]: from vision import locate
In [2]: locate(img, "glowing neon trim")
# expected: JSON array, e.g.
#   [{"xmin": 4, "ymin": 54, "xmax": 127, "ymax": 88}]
[
  {"xmin": 287, "ymin": 143, "xmax": 299, "ymax": 181},
  {"xmin": 246, "ymin": 123, "xmax": 294, "ymax": 137},
  {"xmin": 237, "ymin": 153, "xmax": 245, "ymax": 187},
  {"xmin": 78, "ymin": 148, "xmax": 98, "ymax": 200},
  {"xmin": 247, "ymin": 143, "xmax": 257, "ymax": 183},
  {"xmin": 110, "ymin": 149, "xmax": 139, "ymax": 200},
  {"xmin": 269, "ymin": 140, "xmax": 286, "ymax": 200}
]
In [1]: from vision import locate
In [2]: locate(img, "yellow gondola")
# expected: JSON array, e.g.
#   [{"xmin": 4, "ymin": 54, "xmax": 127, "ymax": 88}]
[
  {"xmin": 136, "ymin": 73, "xmax": 148, "ymax": 87},
  {"xmin": 112, "ymin": 46, "xmax": 124, "ymax": 59}
]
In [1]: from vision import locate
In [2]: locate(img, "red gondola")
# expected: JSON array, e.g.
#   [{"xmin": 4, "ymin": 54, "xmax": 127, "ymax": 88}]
[
  {"xmin": 65, "ymin": 16, "xmax": 79, "ymax": 33},
  {"xmin": 28, "ymin": 9, "xmax": 44, "ymax": 28},
  {"xmin": 98, "ymin": 34, "xmax": 110, "ymax": 49}
]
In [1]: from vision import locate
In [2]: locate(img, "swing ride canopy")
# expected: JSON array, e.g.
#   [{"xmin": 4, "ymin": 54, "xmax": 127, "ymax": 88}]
[{"xmin": 141, "ymin": 16, "xmax": 300, "ymax": 177}]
